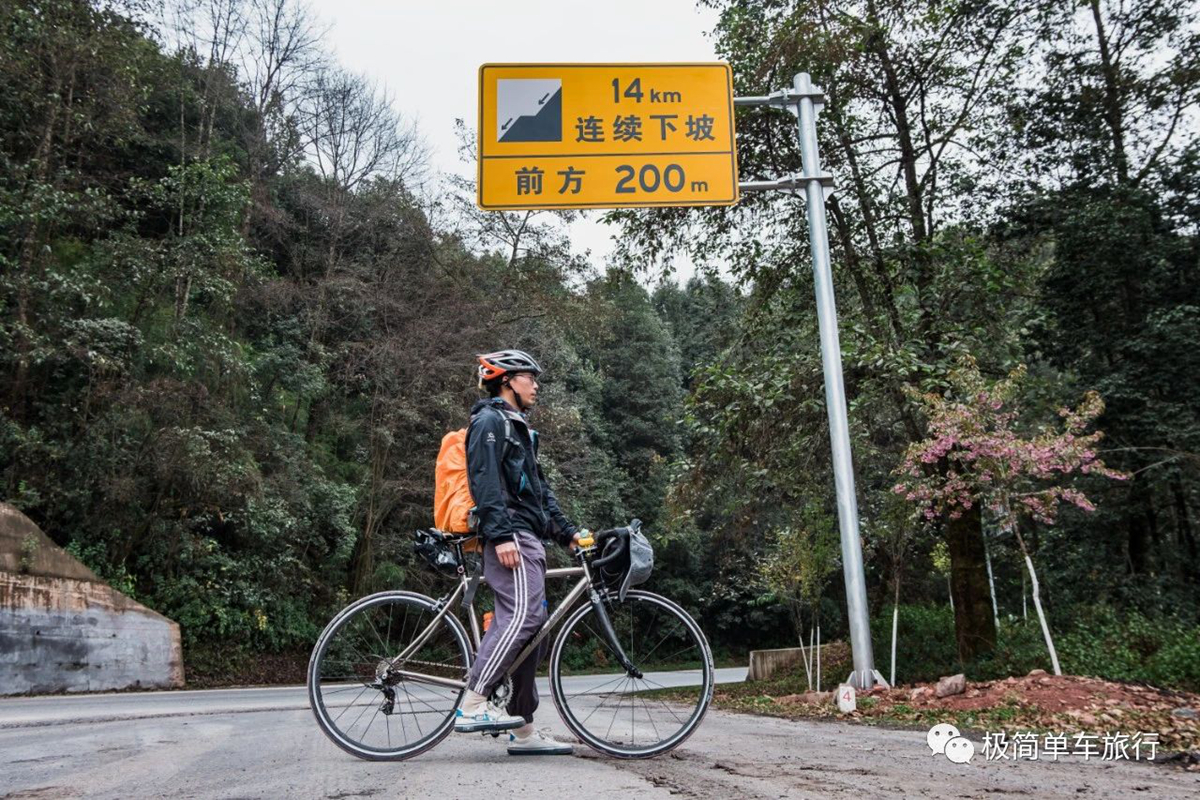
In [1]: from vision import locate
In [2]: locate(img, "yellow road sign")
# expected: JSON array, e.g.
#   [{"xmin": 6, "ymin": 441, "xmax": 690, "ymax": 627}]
[{"xmin": 477, "ymin": 63, "xmax": 738, "ymax": 210}]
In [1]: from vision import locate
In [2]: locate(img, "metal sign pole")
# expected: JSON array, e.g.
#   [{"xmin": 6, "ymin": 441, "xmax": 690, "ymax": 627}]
[{"xmin": 737, "ymin": 72, "xmax": 879, "ymax": 690}]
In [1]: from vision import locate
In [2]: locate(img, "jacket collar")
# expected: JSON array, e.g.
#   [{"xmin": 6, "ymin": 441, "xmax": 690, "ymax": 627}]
[{"xmin": 471, "ymin": 397, "xmax": 530, "ymax": 426}]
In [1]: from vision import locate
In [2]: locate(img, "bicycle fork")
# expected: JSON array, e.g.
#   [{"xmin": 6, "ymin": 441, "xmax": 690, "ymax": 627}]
[{"xmin": 588, "ymin": 588, "xmax": 643, "ymax": 679}]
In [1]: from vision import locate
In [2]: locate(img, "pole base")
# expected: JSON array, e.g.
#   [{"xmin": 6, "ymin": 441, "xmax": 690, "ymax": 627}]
[{"xmin": 846, "ymin": 669, "xmax": 891, "ymax": 690}]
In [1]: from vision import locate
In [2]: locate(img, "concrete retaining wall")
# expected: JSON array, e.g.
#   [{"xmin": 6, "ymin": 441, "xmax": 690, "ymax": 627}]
[
  {"xmin": 748, "ymin": 643, "xmax": 844, "ymax": 682},
  {"xmin": 0, "ymin": 503, "xmax": 184, "ymax": 695},
  {"xmin": 0, "ymin": 572, "xmax": 184, "ymax": 694}
]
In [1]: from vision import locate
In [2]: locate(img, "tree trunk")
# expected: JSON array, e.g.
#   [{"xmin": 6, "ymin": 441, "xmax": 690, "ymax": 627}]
[
  {"xmin": 816, "ymin": 623, "xmax": 821, "ymax": 692},
  {"xmin": 794, "ymin": 608, "xmax": 812, "ymax": 691},
  {"xmin": 1014, "ymin": 528, "xmax": 1061, "ymax": 675},
  {"xmin": 1021, "ymin": 570, "xmax": 1027, "ymax": 619},
  {"xmin": 807, "ymin": 626, "xmax": 816, "ymax": 692},
  {"xmin": 1087, "ymin": 0, "xmax": 1130, "ymax": 183},
  {"xmin": 889, "ymin": 580, "xmax": 900, "ymax": 687},
  {"xmin": 984, "ymin": 530, "xmax": 1000, "ymax": 629},
  {"xmin": 864, "ymin": 1, "xmax": 927, "ymax": 246},
  {"xmin": 1127, "ymin": 479, "xmax": 1153, "ymax": 573},
  {"xmin": 944, "ymin": 504, "xmax": 997, "ymax": 661},
  {"xmin": 1172, "ymin": 476, "xmax": 1198, "ymax": 577}
]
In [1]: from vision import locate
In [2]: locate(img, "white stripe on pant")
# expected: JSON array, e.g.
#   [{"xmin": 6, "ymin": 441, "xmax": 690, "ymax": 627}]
[
  {"xmin": 472, "ymin": 538, "xmax": 526, "ymax": 693},
  {"xmin": 467, "ymin": 530, "xmax": 548, "ymax": 702}
]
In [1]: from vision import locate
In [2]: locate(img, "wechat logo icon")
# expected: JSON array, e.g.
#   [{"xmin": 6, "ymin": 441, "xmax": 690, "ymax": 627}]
[{"xmin": 928, "ymin": 723, "xmax": 975, "ymax": 765}]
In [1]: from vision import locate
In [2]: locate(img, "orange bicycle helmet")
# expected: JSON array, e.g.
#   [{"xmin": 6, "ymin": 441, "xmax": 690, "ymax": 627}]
[{"xmin": 477, "ymin": 350, "xmax": 543, "ymax": 383}]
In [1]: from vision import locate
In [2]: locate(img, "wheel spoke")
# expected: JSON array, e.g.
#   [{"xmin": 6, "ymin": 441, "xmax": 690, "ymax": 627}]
[
  {"xmin": 581, "ymin": 620, "xmax": 624, "ymax": 664},
  {"xmin": 603, "ymin": 678, "xmax": 630, "ymax": 741},
  {"xmin": 637, "ymin": 620, "xmax": 684, "ymax": 664},
  {"xmin": 565, "ymin": 674, "xmax": 626, "ymax": 699},
  {"xmin": 366, "ymin": 612, "xmax": 393, "ymax": 661},
  {"xmin": 635, "ymin": 682, "xmax": 663, "ymax": 738},
  {"xmin": 359, "ymin": 702, "xmax": 380, "ymax": 742},
  {"xmin": 318, "ymin": 683, "xmax": 374, "ymax": 694},
  {"xmin": 643, "ymin": 643, "xmax": 701, "ymax": 668},
  {"xmin": 405, "ymin": 687, "xmax": 425, "ymax": 737},
  {"xmin": 396, "ymin": 679, "xmax": 454, "ymax": 717},
  {"xmin": 395, "ymin": 687, "xmax": 410, "ymax": 743},
  {"xmin": 638, "ymin": 678, "xmax": 687, "ymax": 725},
  {"xmin": 345, "ymin": 692, "xmax": 376, "ymax": 735},
  {"xmin": 332, "ymin": 685, "xmax": 371, "ymax": 723},
  {"xmin": 579, "ymin": 678, "xmax": 632, "ymax": 725}
]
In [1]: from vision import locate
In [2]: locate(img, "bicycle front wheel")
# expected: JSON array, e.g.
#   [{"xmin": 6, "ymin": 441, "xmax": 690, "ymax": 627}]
[
  {"xmin": 549, "ymin": 590, "xmax": 713, "ymax": 758},
  {"xmin": 307, "ymin": 590, "xmax": 470, "ymax": 761}
]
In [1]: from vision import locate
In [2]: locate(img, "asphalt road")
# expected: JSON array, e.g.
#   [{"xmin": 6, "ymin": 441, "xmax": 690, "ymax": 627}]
[
  {"xmin": 0, "ymin": 668, "xmax": 746, "ymax": 729},
  {"xmin": 2, "ymin": 670, "xmax": 1198, "ymax": 799}
]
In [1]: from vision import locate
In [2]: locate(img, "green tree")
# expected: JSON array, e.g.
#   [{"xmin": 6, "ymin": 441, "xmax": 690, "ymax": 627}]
[
  {"xmin": 571, "ymin": 272, "xmax": 684, "ymax": 530},
  {"xmin": 1005, "ymin": 0, "xmax": 1200, "ymax": 609}
]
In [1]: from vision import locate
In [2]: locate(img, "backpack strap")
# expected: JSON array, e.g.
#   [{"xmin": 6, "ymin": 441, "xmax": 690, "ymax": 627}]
[
  {"xmin": 502, "ymin": 416, "xmax": 516, "ymax": 456},
  {"xmin": 469, "ymin": 405, "xmax": 517, "ymax": 462}
]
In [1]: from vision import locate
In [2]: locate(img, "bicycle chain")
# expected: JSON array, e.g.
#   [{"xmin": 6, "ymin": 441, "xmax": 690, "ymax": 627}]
[{"xmin": 388, "ymin": 657, "xmax": 468, "ymax": 676}]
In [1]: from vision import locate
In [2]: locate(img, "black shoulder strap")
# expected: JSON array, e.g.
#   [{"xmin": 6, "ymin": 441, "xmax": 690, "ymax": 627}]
[{"xmin": 471, "ymin": 405, "xmax": 515, "ymax": 460}]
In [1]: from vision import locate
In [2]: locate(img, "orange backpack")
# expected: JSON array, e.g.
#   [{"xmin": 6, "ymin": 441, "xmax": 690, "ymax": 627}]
[{"xmin": 433, "ymin": 415, "xmax": 512, "ymax": 550}]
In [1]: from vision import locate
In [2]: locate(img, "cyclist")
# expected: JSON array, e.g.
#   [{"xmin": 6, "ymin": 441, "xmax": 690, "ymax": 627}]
[{"xmin": 454, "ymin": 349, "xmax": 580, "ymax": 756}]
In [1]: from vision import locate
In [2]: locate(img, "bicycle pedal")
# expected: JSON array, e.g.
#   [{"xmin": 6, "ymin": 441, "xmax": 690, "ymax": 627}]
[{"xmin": 487, "ymin": 731, "xmax": 501, "ymax": 738}]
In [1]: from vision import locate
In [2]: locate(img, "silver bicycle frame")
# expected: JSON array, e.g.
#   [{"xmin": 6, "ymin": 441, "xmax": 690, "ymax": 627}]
[{"xmin": 388, "ymin": 564, "xmax": 590, "ymax": 691}]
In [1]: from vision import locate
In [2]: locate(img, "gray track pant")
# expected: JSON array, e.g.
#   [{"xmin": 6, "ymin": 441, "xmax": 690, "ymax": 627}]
[{"xmin": 467, "ymin": 529, "xmax": 548, "ymax": 723}]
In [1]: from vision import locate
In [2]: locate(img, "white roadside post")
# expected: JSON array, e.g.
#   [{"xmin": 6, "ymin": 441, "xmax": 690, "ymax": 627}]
[{"xmin": 736, "ymin": 72, "xmax": 883, "ymax": 690}]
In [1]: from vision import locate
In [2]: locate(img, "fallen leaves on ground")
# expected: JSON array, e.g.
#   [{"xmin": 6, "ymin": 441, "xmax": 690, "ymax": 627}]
[{"xmin": 707, "ymin": 669, "xmax": 1200, "ymax": 760}]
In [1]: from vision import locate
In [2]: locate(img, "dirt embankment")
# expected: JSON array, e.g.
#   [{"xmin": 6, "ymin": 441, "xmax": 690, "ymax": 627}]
[{"xmin": 720, "ymin": 669, "xmax": 1200, "ymax": 763}]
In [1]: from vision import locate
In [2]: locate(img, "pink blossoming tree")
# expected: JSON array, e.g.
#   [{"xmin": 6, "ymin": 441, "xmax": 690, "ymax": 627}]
[{"xmin": 893, "ymin": 357, "xmax": 1126, "ymax": 674}]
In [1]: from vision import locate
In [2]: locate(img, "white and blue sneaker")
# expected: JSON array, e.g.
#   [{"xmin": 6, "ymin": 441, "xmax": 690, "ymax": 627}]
[
  {"xmin": 453, "ymin": 700, "xmax": 526, "ymax": 733},
  {"xmin": 507, "ymin": 728, "xmax": 574, "ymax": 756}
]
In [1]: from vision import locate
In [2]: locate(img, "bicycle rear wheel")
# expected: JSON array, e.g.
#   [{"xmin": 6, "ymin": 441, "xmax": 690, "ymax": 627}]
[
  {"xmin": 549, "ymin": 590, "xmax": 713, "ymax": 758},
  {"xmin": 307, "ymin": 590, "xmax": 470, "ymax": 761}
]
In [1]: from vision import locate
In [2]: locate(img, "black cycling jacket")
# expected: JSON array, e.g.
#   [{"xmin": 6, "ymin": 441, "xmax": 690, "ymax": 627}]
[{"xmin": 465, "ymin": 398, "xmax": 577, "ymax": 547}]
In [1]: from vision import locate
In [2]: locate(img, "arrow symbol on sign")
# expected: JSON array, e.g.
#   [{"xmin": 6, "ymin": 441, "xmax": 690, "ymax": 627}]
[
  {"xmin": 538, "ymin": 92, "xmax": 550, "ymax": 105},
  {"xmin": 501, "ymin": 117, "xmax": 513, "ymax": 130}
]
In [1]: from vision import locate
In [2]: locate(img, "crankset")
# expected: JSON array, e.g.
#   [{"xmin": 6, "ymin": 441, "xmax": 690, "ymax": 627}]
[{"xmin": 489, "ymin": 675, "xmax": 514, "ymax": 706}]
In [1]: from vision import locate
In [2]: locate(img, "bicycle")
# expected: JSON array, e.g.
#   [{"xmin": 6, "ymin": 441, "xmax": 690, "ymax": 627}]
[{"xmin": 306, "ymin": 521, "xmax": 713, "ymax": 761}]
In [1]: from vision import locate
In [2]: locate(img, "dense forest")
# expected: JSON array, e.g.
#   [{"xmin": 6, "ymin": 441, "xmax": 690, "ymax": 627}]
[{"xmin": 2, "ymin": 0, "xmax": 1198, "ymax": 689}]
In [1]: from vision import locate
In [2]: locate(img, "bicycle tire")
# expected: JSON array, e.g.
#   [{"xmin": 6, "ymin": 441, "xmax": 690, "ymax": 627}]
[
  {"xmin": 307, "ymin": 590, "xmax": 470, "ymax": 761},
  {"xmin": 549, "ymin": 590, "xmax": 713, "ymax": 759}
]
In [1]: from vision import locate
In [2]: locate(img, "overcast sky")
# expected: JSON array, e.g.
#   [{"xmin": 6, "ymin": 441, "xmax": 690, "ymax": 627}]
[{"xmin": 311, "ymin": 0, "xmax": 722, "ymax": 274}]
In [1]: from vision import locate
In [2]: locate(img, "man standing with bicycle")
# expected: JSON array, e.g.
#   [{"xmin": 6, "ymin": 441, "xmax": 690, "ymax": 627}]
[{"xmin": 454, "ymin": 349, "xmax": 580, "ymax": 756}]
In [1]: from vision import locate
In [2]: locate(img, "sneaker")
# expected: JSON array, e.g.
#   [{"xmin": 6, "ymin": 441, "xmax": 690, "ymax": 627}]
[
  {"xmin": 454, "ymin": 700, "xmax": 526, "ymax": 733},
  {"xmin": 507, "ymin": 728, "xmax": 574, "ymax": 756}
]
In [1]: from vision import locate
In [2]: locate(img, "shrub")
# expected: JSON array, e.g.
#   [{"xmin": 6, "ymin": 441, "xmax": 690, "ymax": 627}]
[
  {"xmin": 872, "ymin": 602, "xmax": 1200, "ymax": 691},
  {"xmin": 870, "ymin": 604, "xmax": 958, "ymax": 684},
  {"xmin": 1059, "ymin": 605, "xmax": 1200, "ymax": 692}
]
